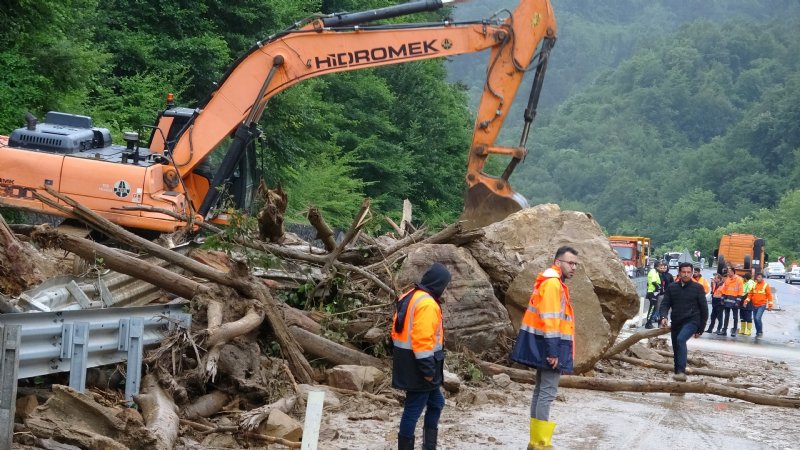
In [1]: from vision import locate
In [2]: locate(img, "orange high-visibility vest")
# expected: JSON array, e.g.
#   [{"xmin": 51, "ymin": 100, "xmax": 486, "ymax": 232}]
[
  {"xmin": 696, "ymin": 276, "xmax": 710, "ymax": 294},
  {"xmin": 511, "ymin": 265, "xmax": 575, "ymax": 372},
  {"xmin": 720, "ymin": 274, "xmax": 743, "ymax": 297},
  {"xmin": 391, "ymin": 290, "xmax": 443, "ymax": 358},
  {"xmin": 748, "ymin": 281, "xmax": 773, "ymax": 308}
]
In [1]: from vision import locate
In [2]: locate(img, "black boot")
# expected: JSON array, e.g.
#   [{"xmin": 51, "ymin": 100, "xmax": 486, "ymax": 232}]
[
  {"xmin": 423, "ymin": 428, "xmax": 438, "ymax": 450},
  {"xmin": 645, "ymin": 321, "xmax": 654, "ymax": 329},
  {"xmin": 399, "ymin": 434, "xmax": 414, "ymax": 450},
  {"xmin": 730, "ymin": 327, "xmax": 736, "ymax": 337}
]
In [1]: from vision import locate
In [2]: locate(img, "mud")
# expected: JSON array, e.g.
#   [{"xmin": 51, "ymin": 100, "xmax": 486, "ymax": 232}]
[
  {"xmin": 320, "ymin": 346, "xmax": 800, "ymax": 450},
  {"xmin": 319, "ymin": 272, "xmax": 800, "ymax": 450}
]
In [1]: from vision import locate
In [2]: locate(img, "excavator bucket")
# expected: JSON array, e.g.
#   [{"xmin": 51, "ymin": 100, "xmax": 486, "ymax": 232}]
[{"xmin": 461, "ymin": 182, "xmax": 529, "ymax": 229}]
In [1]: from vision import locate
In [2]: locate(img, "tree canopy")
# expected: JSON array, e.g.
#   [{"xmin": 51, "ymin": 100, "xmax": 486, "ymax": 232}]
[{"xmin": 1, "ymin": 0, "xmax": 799, "ymax": 259}]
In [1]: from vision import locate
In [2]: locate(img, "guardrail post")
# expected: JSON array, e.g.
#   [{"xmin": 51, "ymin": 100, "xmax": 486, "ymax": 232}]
[
  {"xmin": 120, "ymin": 318, "xmax": 144, "ymax": 401},
  {"xmin": 0, "ymin": 324, "xmax": 22, "ymax": 450},
  {"xmin": 68, "ymin": 322, "xmax": 90, "ymax": 392}
]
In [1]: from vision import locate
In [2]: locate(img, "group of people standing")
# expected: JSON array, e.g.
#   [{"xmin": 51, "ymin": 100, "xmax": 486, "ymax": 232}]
[
  {"xmin": 391, "ymin": 247, "xmax": 578, "ymax": 450},
  {"xmin": 645, "ymin": 260, "xmax": 774, "ymax": 338},
  {"xmin": 389, "ymin": 251, "xmax": 776, "ymax": 449},
  {"xmin": 706, "ymin": 264, "xmax": 774, "ymax": 337},
  {"xmin": 644, "ymin": 259, "xmax": 775, "ymax": 384}
]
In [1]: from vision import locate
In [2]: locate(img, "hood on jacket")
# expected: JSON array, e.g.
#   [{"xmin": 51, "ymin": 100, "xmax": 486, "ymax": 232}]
[
  {"xmin": 535, "ymin": 265, "xmax": 563, "ymax": 289},
  {"xmin": 394, "ymin": 262, "xmax": 451, "ymax": 333},
  {"xmin": 417, "ymin": 262, "xmax": 451, "ymax": 301}
]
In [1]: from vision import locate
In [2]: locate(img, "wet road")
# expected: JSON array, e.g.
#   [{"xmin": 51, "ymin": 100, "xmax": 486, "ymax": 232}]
[{"xmin": 692, "ymin": 268, "xmax": 800, "ymax": 364}]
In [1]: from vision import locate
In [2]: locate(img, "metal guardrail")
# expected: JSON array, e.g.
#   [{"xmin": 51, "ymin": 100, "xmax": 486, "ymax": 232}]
[
  {"xmin": 0, "ymin": 303, "xmax": 190, "ymax": 400},
  {"xmin": 0, "ymin": 325, "xmax": 21, "ymax": 450},
  {"xmin": 631, "ymin": 275, "xmax": 647, "ymax": 298}
]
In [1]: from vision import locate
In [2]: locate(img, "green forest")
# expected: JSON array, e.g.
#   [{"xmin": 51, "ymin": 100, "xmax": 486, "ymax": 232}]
[{"xmin": 1, "ymin": 0, "xmax": 799, "ymax": 260}]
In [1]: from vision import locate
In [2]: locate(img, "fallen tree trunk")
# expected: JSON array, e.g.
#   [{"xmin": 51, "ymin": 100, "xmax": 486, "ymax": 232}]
[
  {"xmin": 183, "ymin": 390, "xmax": 231, "ymax": 420},
  {"xmin": 653, "ymin": 349, "xmax": 708, "ymax": 367},
  {"xmin": 31, "ymin": 225, "xmax": 315, "ymax": 385},
  {"xmin": 476, "ymin": 360, "xmax": 800, "ymax": 408},
  {"xmin": 31, "ymin": 228, "xmax": 203, "ymax": 299},
  {"xmin": 135, "ymin": 374, "xmax": 180, "ymax": 450},
  {"xmin": 289, "ymin": 326, "xmax": 386, "ymax": 368},
  {"xmin": 0, "ymin": 212, "xmax": 46, "ymax": 295},
  {"xmin": 603, "ymin": 327, "xmax": 671, "ymax": 358},
  {"xmin": 307, "ymin": 207, "xmax": 337, "ymax": 251},
  {"xmin": 240, "ymin": 395, "xmax": 297, "ymax": 430},
  {"xmin": 609, "ymin": 355, "xmax": 737, "ymax": 379}
]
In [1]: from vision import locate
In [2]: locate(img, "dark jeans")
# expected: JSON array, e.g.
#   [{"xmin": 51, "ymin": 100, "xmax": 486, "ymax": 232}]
[
  {"xmin": 753, "ymin": 306, "xmax": 767, "ymax": 334},
  {"xmin": 671, "ymin": 322, "xmax": 699, "ymax": 374},
  {"xmin": 399, "ymin": 387, "xmax": 445, "ymax": 438},
  {"xmin": 740, "ymin": 308, "xmax": 753, "ymax": 322},
  {"xmin": 722, "ymin": 307, "xmax": 738, "ymax": 331},
  {"xmin": 707, "ymin": 304, "xmax": 723, "ymax": 331},
  {"xmin": 648, "ymin": 294, "xmax": 664, "ymax": 322}
]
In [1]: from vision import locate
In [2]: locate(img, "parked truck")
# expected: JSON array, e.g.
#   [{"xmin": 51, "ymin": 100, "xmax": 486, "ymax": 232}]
[
  {"xmin": 609, "ymin": 236, "xmax": 652, "ymax": 277},
  {"xmin": 714, "ymin": 233, "xmax": 766, "ymax": 276}
]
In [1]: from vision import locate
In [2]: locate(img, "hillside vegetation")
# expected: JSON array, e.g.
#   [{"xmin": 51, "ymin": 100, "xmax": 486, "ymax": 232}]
[{"xmin": 1, "ymin": 0, "xmax": 798, "ymax": 258}]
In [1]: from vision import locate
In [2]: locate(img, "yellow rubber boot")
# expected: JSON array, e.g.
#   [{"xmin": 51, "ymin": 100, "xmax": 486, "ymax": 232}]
[
  {"xmin": 739, "ymin": 322, "xmax": 747, "ymax": 335},
  {"xmin": 528, "ymin": 418, "xmax": 556, "ymax": 449},
  {"xmin": 745, "ymin": 322, "xmax": 752, "ymax": 336}
]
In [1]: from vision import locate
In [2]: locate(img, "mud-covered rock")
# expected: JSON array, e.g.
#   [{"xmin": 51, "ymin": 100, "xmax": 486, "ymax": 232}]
[
  {"xmin": 259, "ymin": 409, "xmax": 303, "ymax": 441},
  {"xmin": 466, "ymin": 204, "xmax": 639, "ymax": 373},
  {"xmin": 395, "ymin": 244, "xmax": 514, "ymax": 356},
  {"xmin": 326, "ymin": 365, "xmax": 385, "ymax": 392},
  {"xmin": 443, "ymin": 370, "xmax": 462, "ymax": 393}
]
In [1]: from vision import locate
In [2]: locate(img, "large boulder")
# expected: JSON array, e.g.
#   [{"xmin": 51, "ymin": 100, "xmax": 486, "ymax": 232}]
[
  {"xmin": 465, "ymin": 204, "xmax": 639, "ymax": 373},
  {"xmin": 395, "ymin": 244, "xmax": 514, "ymax": 356}
]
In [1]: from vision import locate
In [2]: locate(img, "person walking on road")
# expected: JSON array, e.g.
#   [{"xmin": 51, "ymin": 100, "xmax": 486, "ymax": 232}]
[
  {"xmin": 392, "ymin": 262, "xmax": 451, "ymax": 450},
  {"xmin": 748, "ymin": 272, "xmax": 773, "ymax": 338},
  {"xmin": 719, "ymin": 266, "xmax": 744, "ymax": 337},
  {"xmin": 740, "ymin": 273, "xmax": 755, "ymax": 336},
  {"xmin": 511, "ymin": 246, "xmax": 577, "ymax": 450},
  {"xmin": 645, "ymin": 261, "xmax": 662, "ymax": 329},
  {"xmin": 659, "ymin": 262, "xmax": 708, "ymax": 381},
  {"xmin": 706, "ymin": 272, "xmax": 725, "ymax": 334}
]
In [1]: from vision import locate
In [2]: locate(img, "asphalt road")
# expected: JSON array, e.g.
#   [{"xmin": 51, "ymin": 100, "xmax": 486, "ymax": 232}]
[{"xmin": 689, "ymin": 268, "xmax": 800, "ymax": 365}]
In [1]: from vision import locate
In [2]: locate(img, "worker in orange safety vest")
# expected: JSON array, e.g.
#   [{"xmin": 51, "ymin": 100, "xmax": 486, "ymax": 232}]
[
  {"xmin": 511, "ymin": 246, "xmax": 577, "ymax": 450},
  {"xmin": 748, "ymin": 272, "xmax": 773, "ymax": 338},
  {"xmin": 392, "ymin": 262, "xmax": 451, "ymax": 450},
  {"xmin": 692, "ymin": 266, "xmax": 710, "ymax": 294},
  {"xmin": 718, "ymin": 266, "xmax": 744, "ymax": 337}
]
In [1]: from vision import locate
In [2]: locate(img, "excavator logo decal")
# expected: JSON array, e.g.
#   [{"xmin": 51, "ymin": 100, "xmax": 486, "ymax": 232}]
[
  {"xmin": 314, "ymin": 40, "xmax": 440, "ymax": 69},
  {"xmin": 113, "ymin": 180, "xmax": 131, "ymax": 198}
]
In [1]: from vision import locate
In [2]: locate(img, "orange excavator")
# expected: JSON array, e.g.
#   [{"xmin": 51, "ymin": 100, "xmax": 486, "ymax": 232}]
[{"xmin": 0, "ymin": 0, "xmax": 556, "ymax": 232}]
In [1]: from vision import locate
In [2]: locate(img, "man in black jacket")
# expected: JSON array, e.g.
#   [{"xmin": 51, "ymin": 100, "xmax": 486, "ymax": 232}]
[
  {"xmin": 659, "ymin": 262, "xmax": 708, "ymax": 381},
  {"xmin": 392, "ymin": 262, "xmax": 451, "ymax": 450}
]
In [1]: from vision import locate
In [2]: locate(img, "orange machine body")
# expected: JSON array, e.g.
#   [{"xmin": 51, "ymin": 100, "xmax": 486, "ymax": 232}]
[{"xmin": 0, "ymin": 0, "xmax": 557, "ymax": 232}]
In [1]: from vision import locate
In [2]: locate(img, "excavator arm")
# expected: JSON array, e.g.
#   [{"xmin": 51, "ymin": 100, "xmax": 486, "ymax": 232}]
[
  {"xmin": 159, "ymin": 0, "xmax": 556, "ymax": 224},
  {"xmin": 0, "ymin": 0, "xmax": 556, "ymax": 232}
]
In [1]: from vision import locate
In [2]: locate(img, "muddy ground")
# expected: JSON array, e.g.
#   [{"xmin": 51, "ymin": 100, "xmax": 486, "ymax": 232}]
[{"xmin": 315, "ymin": 341, "xmax": 800, "ymax": 450}]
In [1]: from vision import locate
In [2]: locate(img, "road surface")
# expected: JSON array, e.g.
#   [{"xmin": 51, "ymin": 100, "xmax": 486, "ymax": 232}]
[{"xmin": 332, "ymin": 268, "xmax": 800, "ymax": 449}]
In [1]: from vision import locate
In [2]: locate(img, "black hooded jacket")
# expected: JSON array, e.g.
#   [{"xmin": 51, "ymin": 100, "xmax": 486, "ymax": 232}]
[{"xmin": 392, "ymin": 262, "xmax": 451, "ymax": 391}]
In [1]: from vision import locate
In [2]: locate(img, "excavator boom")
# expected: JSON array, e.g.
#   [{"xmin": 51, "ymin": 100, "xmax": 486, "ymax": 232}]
[{"xmin": 0, "ymin": 0, "xmax": 557, "ymax": 231}]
